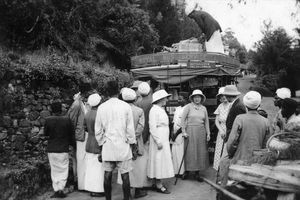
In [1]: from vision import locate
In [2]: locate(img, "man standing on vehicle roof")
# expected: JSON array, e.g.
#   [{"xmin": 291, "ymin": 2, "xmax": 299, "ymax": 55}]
[{"xmin": 185, "ymin": 2, "xmax": 224, "ymax": 53}]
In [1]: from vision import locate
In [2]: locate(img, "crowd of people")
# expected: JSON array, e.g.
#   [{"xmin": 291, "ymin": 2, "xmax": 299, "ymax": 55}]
[{"xmin": 44, "ymin": 80, "xmax": 300, "ymax": 199}]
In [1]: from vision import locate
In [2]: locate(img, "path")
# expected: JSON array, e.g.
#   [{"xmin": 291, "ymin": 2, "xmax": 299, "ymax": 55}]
[{"xmin": 36, "ymin": 168, "xmax": 217, "ymax": 200}]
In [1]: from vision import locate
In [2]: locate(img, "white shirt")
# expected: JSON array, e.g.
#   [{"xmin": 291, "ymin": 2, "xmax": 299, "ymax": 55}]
[{"xmin": 95, "ymin": 97, "xmax": 136, "ymax": 161}]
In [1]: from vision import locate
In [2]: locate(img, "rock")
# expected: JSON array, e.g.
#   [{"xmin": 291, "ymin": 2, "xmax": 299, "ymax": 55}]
[
  {"xmin": 42, "ymin": 105, "xmax": 47, "ymax": 111},
  {"xmin": 27, "ymin": 94, "xmax": 35, "ymax": 100},
  {"xmin": 7, "ymin": 128, "xmax": 15, "ymax": 135},
  {"xmin": 0, "ymin": 130, "xmax": 8, "ymax": 140},
  {"xmin": 38, "ymin": 128, "xmax": 44, "ymax": 136},
  {"xmin": 29, "ymin": 136, "xmax": 39, "ymax": 144},
  {"xmin": 28, "ymin": 111, "xmax": 39, "ymax": 121},
  {"xmin": 31, "ymin": 120, "xmax": 41, "ymax": 127},
  {"xmin": 19, "ymin": 128, "xmax": 31, "ymax": 138},
  {"xmin": 31, "ymin": 100, "xmax": 38, "ymax": 105},
  {"xmin": 29, "ymin": 127, "xmax": 39, "ymax": 138},
  {"xmin": 45, "ymin": 94, "xmax": 52, "ymax": 99},
  {"xmin": 11, "ymin": 111, "xmax": 25, "ymax": 119},
  {"xmin": 19, "ymin": 119, "xmax": 31, "ymax": 127},
  {"xmin": 39, "ymin": 118, "xmax": 46, "ymax": 126},
  {"xmin": 12, "ymin": 119, "xmax": 18, "ymax": 127},
  {"xmin": 12, "ymin": 135, "xmax": 26, "ymax": 151},
  {"xmin": 2, "ymin": 116, "xmax": 12, "ymax": 128},
  {"xmin": 40, "ymin": 110, "xmax": 50, "ymax": 119},
  {"xmin": 36, "ymin": 103, "xmax": 43, "ymax": 111},
  {"xmin": 42, "ymin": 99, "xmax": 50, "ymax": 105}
]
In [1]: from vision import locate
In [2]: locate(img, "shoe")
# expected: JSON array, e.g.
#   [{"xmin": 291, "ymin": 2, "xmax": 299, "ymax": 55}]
[
  {"xmin": 181, "ymin": 172, "xmax": 188, "ymax": 180},
  {"xmin": 90, "ymin": 192, "xmax": 105, "ymax": 197},
  {"xmin": 50, "ymin": 192, "xmax": 60, "ymax": 198},
  {"xmin": 51, "ymin": 190, "xmax": 66, "ymax": 198},
  {"xmin": 134, "ymin": 188, "xmax": 147, "ymax": 198},
  {"xmin": 195, "ymin": 174, "xmax": 203, "ymax": 182},
  {"xmin": 155, "ymin": 186, "xmax": 170, "ymax": 194}
]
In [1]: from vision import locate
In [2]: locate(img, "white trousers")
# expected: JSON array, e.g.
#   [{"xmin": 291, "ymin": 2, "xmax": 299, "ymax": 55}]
[{"xmin": 48, "ymin": 153, "xmax": 69, "ymax": 192}]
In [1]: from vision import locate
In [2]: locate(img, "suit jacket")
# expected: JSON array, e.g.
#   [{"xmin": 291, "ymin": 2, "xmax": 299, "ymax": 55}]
[
  {"xmin": 225, "ymin": 98, "xmax": 246, "ymax": 142},
  {"xmin": 44, "ymin": 115, "xmax": 74, "ymax": 153},
  {"xmin": 189, "ymin": 10, "xmax": 222, "ymax": 41},
  {"xmin": 85, "ymin": 107, "xmax": 101, "ymax": 154}
]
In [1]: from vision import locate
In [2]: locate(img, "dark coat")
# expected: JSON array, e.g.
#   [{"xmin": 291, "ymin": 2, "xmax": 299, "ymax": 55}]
[
  {"xmin": 224, "ymin": 98, "xmax": 246, "ymax": 142},
  {"xmin": 44, "ymin": 115, "xmax": 74, "ymax": 153},
  {"xmin": 136, "ymin": 94, "xmax": 152, "ymax": 143},
  {"xmin": 188, "ymin": 10, "xmax": 222, "ymax": 41},
  {"xmin": 84, "ymin": 107, "xmax": 101, "ymax": 154}
]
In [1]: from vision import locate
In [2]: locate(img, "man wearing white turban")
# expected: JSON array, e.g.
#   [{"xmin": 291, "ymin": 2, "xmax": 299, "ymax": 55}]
[
  {"xmin": 221, "ymin": 91, "xmax": 271, "ymax": 186},
  {"xmin": 273, "ymin": 87, "xmax": 291, "ymax": 133},
  {"xmin": 227, "ymin": 91, "xmax": 271, "ymax": 163}
]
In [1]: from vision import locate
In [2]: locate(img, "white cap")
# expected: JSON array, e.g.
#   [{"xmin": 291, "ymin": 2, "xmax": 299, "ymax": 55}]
[
  {"xmin": 122, "ymin": 88, "xmax": 137, "ymax": 101},
  {"xmin": 276, "ymin": 87, "xmax": 291, "ymax": 99},
  {"xmin": 152, "ymin": 90, "xmax": 171, "ymax": 103},
  {"xmin": 138, "ymin": 82, "xmax": 151, "ymax": 96},
  {"xmin": 185, "ymin": 1, "xmax": 197, "ymax": 16},
  {"xmin": 243, "ymin": 91, "xmax": 261, "ymax": 109},
  {"xmin": 87, "ymin": 93, "xmax": 101, "ymax": 107}
]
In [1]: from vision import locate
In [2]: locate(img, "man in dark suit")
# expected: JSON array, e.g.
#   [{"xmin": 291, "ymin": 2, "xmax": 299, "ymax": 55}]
[{"xmin": 223, "ymin": 85, "xmax": 246, "ymax": 143}]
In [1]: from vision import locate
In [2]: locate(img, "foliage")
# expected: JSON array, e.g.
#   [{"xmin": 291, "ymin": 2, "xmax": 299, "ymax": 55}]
[
  {"xmin": 222, "ymin": 28, "xmax": 248, "ymax": 63},
  {"xmin": 0, "ymin": 0, "xmax": 159, "ymax": 68},
  {"xmin": 0, "ymin": 49, "xmax": 133, "ymax": 95},
  {"xmin": 252, "ymin": 24, "xmax": 293, "ymax": 75}
]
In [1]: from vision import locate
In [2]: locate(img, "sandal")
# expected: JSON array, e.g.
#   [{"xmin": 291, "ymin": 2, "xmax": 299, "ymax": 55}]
[{"xmin": 156, "ymin": 186, "xmax": 170, "ymax": 194}]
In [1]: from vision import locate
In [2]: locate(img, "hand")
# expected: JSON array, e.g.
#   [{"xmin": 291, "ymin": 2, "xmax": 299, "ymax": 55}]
[
  {"xmin": 207, "ymin": 134, "xmax": 210, "ymax": 142},
  {"xmin": 157, "ymin": 143, "xmax": 163, "ymax": 150},
  {"xmin": 131, "ymin": 144, "xmax": 138, "ymax": 160},
  {"xmin": 73, "ymin": 92, "xmax": 81, "ymax": 101},
  {"xmin": 220, "ymin": 130, "xmax": 226, "ymax": 139},
  {"xmin": 182, "ymin": 133, "xmax": 189, "ymax": 138}
]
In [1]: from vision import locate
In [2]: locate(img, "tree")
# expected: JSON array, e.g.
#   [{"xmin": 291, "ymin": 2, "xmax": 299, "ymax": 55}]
[
  {"xmin": 252, "ymin": 24, "xmax": 293, "ymax": 75},
  {"xmin": 0, "ymin": 0, "xmax": 159, "ymax": 68},
  {"xmin": 222, "ymin": 28, "xmax": 248, "ymax": 63},
  {"xmin": 140, "ymin": 0, "xmax": 182, "ymax": 46}
]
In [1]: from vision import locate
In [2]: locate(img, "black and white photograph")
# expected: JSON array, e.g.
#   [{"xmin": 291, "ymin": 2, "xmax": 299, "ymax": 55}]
[{"xmin": 0, "ymin": 0, "xmax": 299, "ymax": 200}]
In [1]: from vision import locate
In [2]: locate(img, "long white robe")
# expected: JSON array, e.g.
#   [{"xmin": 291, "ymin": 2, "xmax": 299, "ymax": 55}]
[
  {"xmin": 48, "ymin": 153, "xmax": 69, "ymax": 192},
  {"xmin": 148, "ymin": 105, "xmax": 174, "ymax": 179},
  {"xmin": 84, "ymin": 152, "xmax": 104, "ymax": 192}
]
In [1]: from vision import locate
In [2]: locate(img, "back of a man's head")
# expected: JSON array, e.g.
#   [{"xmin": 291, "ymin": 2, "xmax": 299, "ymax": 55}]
[
  {"xmin": 51, "ymin": 102, "xmax": 62, "ymax": 114},
  {"xmin": 106, "ymin": 80, "xmax": 119, "ymax": 97}
]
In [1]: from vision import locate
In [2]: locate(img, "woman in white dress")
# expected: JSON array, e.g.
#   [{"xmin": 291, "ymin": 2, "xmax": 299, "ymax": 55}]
[
  {"xmin": 148, "ymin": 90, "xmax": 174, "ymax": 194},
  {"xmin": 213, "ymin": 87, "xmax": 230, "ymax": 171}
]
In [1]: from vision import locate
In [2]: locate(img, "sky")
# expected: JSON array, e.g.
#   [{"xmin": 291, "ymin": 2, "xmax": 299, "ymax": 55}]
[{"xmin": 188, "ymin": 0, "xmax": 300, "ymax": 50}]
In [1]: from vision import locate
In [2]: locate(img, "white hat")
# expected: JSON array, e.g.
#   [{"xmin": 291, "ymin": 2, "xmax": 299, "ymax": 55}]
[
  {"xmin": 189, "ymin": 89, "xmax": 206, "ymax": 103},
  {"xmin": 185, "ymin": 1, "xmax": 197, "ymax": 16},
  {"xmin": 138, "ymin": 82, "xmax": 151, "ymax": 96},
  {"xmin": 122, "ymin": 88, "xmax": 136, "ymax": 101},
  {"xmin": 243, "ymin": 91, "xmax": 261, "ymax": 109},
  {"xmin": 276, "ymin": 87, "xmax": 291, "ymax": 99},
  {"xmin": 222, "ymin": 85, "xmax": 241, "ymax": 96},
  {"xmin": 131, "ymin": 80, "xmax": 142, "ymax": 89},
  {"xmin": 216, "ymin": 87, "xmax": 225, "ymax": 97},
  {"xmin": 88, "ymin": 93, "xmax": 101, "ymax": 107},
  {"xmin": 152, "ymin": 90, "xmax": 171, "ymax": 103}
]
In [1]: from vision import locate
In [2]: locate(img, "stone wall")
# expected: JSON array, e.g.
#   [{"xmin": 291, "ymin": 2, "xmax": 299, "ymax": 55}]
[{"xmin": 0, "ymin": 79, "xmax": 74, "ymax": 199}]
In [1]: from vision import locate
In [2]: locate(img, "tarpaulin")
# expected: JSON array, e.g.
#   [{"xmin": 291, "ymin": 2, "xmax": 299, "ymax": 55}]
[{"xmin": 131, "ymin": 64, "xmax": 241, "ymax": 85}]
